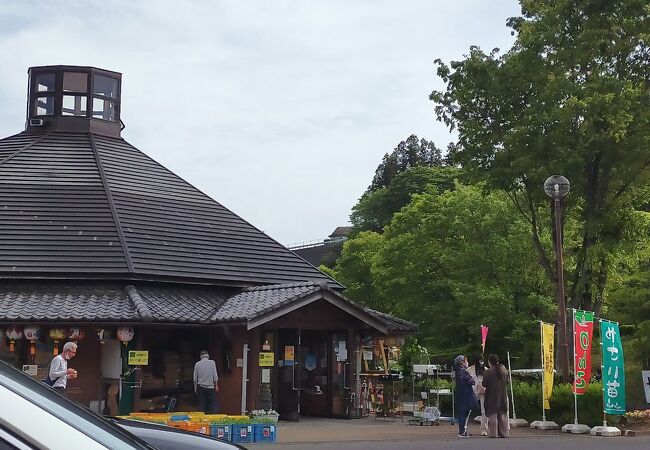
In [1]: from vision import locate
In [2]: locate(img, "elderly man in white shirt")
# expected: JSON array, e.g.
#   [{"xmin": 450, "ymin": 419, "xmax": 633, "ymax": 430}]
[
  {"xmin": 193, "ymin": 350, "xmax": 219, "ymax": 413},
  {"xmin": 49, "ymin": 341, "xmax": 78, "ymax": 394}
]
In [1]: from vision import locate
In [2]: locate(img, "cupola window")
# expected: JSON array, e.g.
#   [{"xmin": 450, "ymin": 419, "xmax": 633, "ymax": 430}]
[
  {"xmin": 62, "ymin": 72, "xmax": 88, "ymax": 117},
  {"xmin": 92, "ymin": 74, "xmax": 119, "ymax": 122},
  {"xmin": 26, "ymin": 65, "xmax": 122, "ymax": 137},
  {"xmin": 33, "ymin": 73, "xmax": 55, "ymax": 116}
]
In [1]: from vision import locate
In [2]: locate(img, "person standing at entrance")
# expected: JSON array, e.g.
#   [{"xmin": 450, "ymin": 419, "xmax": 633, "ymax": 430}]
[
  {"xmin": 482, "ymin": 354, "xmax": 509, "ymax": 438},
  {"xmin": 49, "ymin": 342, "xmax": 78, "ymax": 394},
  {"xmin": 454, "ymin": 355, "xmax": 476, "ymax": 438},
  {"xmin": 467, "ymin": 354, "xmax": 488, "ymax": 436},
  {"xmin": 193, "ymin": 350, "xmax": 219, "ymax": 413}
]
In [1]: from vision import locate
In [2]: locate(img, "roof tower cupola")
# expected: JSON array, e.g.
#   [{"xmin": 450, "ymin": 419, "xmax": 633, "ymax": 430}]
[{"xmin": 26, "ymin": 65, "xmax": 122, "ymax": 137}]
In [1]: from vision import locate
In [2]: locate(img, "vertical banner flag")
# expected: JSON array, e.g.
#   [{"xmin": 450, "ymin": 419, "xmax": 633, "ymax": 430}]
[
  {"xmin": 601, "ymin": 320, "xmax": 626, "ymax": 415},
  {"xmin": 542, "ymin": 322, "xmax": 555, "ymax": 410},
  {"xmin": 481, "ymin": 324, "xmax": 489, "ymax": 354},
  {"xmin": 573, "ymin": 310, "xmax": 594, "ymax": 395}
]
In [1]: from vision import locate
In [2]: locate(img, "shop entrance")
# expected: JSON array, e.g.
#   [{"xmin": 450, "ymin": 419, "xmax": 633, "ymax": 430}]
[{"xmin": 274, "ymin": 329, "xmax": 350, "ymax": 419}]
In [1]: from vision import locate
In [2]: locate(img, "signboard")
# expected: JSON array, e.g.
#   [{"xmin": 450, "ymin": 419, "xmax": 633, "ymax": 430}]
[
  {"xmin": 363, "ymin": 351, "xmax": 373, "ymax": 361},
  {"xmin": 127, "ymin": 351, "xmax": 149, "ymax": 366},
  {"xmin": 573, "ymin": 310, "xmax": 594, "ymax": 395},
  {"xmin": 423, "ymin": 406, "xmax": 441, "ymax": 422},
  {"xmin": 22, "ymin": 365, "xmax": 38, "ymax": 376},
  {"xmin": 261, "ymin": 368, "xmax": 271, "ymax": 383},
  {"xmin": 284, "ymin": 346, "xmax": 294, "ymax": 366},
  {"xmin": 601, "ymin": 320, "xmax": 626, "ymax": 414},
  {"xmin": 259, "ymin": 352, "xmax": 274, "ymax": 367},
  {"xmin": 642, "ymin": 370, "xmax": 650, "ymax": 404}
]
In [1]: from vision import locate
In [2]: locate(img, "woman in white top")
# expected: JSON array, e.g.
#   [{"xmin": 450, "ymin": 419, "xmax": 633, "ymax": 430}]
[{"xmin": 466, "ymin": 354, "xmax": 488, "ymax": 436}]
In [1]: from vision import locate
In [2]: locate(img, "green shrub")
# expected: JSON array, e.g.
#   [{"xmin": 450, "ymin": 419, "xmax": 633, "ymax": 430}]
[{"xmin": 510, "ymin": 381, "xmax": 613, "ymax": 427}]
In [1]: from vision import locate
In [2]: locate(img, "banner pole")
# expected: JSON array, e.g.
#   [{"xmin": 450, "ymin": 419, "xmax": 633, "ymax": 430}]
[
  {"xmin": 599, "ymin": 319, "xmax": 606, "ymax": 427},
  {"xmin": 573, "ymin": 309, "xmax": 578, "ymax": 425},
  {"xmin": 540, "ymin": 321, "xmax": 546, "ymax": 423},
  {"xmin": 507, "ymin": 351, "xmax": 516, "ymax": 419}
]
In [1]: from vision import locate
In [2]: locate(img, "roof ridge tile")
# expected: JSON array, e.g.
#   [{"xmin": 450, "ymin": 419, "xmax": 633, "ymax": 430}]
[{"xmin": 124, "ymin": 285, "xmax": 153, "ymax": 322}]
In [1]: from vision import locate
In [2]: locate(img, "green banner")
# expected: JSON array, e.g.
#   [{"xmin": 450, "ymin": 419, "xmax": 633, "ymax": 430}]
[{"xmin": 600, "ymin": 320, "xmax": 626, "ymax": 415}]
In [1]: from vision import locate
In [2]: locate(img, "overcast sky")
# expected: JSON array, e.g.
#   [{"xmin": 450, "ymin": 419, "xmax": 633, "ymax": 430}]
[{"xmin": 0, "ymin": 0, "xmax": 520, "ymax": 246}]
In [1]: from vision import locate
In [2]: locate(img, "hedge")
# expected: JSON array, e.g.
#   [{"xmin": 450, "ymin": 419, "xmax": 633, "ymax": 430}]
[{"xmin": 510, "ymin": 381, "xmax": 620, "ymax": 427}]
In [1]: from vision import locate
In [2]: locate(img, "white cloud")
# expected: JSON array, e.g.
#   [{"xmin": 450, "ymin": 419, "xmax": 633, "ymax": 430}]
[{"xmin": 0, "ymin": 0, "xmax": 520, "ymax": 244}]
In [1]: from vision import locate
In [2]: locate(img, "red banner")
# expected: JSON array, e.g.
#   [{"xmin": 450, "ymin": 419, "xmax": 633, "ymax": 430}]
[
  {"xmin": 573, "ymin": 310, "xmax": 594, "ymax": 395},
  {"xmin": 481, "ymin": 324, "xmax": 488, "ymax": 353}
]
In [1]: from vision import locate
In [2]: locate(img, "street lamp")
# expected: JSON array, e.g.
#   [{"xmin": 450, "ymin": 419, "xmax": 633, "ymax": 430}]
[{"xmin": 544, "ymin": 175, "xmax": 570, "ymax": 382}]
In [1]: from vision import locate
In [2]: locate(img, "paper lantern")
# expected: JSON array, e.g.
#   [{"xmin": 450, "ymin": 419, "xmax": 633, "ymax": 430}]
[
  {"xmin": 6, "ymin": 326, "xmax": 23, "ymax": 352},
  {"xmin": 97, "ymin": 328, "xmax": 106, "ymax": 344},
  {"xmin": 116, "ymin": 327, "xmax": 134, "ymax": 345},
  {"xmin": 68, "ymin": 327, "xmax": 85, "ymax": 342},
  {"xmin": 24, "ymin": 325, "xmax": 41, "ymax": 356},
  {"xmin": 49, "ymin": 328, "xmax": 67, "ymax": 355}
]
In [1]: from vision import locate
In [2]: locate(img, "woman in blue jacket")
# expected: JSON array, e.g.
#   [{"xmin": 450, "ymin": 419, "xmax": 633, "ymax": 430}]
[{"xmin": 454, "ymin": 355, "xmax": 477, "ymax": 437}]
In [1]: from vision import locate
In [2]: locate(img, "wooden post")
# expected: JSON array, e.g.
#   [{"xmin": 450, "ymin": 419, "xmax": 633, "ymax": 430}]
[{"xmin": 378, "ymin": 338, "xmax": 388, "ymax": 375}]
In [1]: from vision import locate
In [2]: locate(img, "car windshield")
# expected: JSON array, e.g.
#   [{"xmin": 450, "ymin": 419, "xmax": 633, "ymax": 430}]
[{"xmin": 0, "ymin": 360, "xmax": 156, "ymax": 450}]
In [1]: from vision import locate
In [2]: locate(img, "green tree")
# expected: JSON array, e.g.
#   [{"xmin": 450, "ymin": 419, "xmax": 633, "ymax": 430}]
[
  {"xmin": 430, "ymin": 0, "xmax": 650, "ymax": 314},
  {"xmin": 369, "ymin": 134, "xmax": 443, "ymax": 193},
  {"xmin": 327, "ymin": 231, "xmax": 389, "ymax": 312},
  {"xmin": 379, "ymin": 184, "xmax": 555, "ymax": 360},
  {"xmin": 351, "ymin": 165, "xmax": 460, "ymax": 233}
]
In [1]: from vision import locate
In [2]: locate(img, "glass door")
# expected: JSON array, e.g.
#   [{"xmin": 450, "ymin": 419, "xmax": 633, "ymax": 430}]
[
  {"xmin": 276, "ymin": 329, "xmax": 300, "ymax": 420},
  {"xmin": 331, "ymin": 332, "xmax": 349, "ymax": 417}
]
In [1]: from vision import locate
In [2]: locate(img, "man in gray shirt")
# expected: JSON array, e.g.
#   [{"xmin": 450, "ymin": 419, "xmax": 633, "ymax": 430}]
[
  {"xmin": 193, "ymin": 350, "xmax": 219, "ymax": 413},
  {"xmin": 49, "ymin": 341, "xmax": 78, "ymax": 394}
]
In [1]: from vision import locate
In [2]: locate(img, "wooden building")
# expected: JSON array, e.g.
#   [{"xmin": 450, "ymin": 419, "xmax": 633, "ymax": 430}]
[{"xmin": 0, "ymin": 65, "xmax": 415, "ymax": 419}]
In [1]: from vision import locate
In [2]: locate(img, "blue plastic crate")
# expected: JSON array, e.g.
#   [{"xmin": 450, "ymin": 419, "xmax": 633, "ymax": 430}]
[
  {"xmin": 254, "ymin": 424, "xmax": 277, "ymax": 443},
  {"xmin": 210, "ymin": 424, "xmax": 232, "ymax": 441},
  {"xmin": 231, "ymin": 424, "xmax": 254, "ymax": 444}
]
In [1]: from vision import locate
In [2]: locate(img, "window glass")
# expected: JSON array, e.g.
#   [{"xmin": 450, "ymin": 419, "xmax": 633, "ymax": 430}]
[
  {"xmin": 34, "ymin": 96, "xmax": 54, "ymax": 116},
  {"xmin": 62, "ymin": 95, "xmax": 87, "ymax": 116},
  {"xmin": 35, "ymin": 73, "xmax": 55, "ymax": 92},
  {"xmin": 93, "ymin": 75, "xmax": 118, "ymax": 98},
  {"xmin": 63, "ymin": 72, "xmax": 88, "ymax": 93},
  {"xmin": 0, "ymin": 438, "xmax": 19, "ymax": 450},
  {"xmin": 92, "ymin": 97, "xmax": 117, "ymax": 121}
]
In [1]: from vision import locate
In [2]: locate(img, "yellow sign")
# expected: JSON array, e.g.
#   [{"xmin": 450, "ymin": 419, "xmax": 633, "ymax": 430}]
[
  {"xmin": 259, "ymin": 352, "xmax": 274, "ymax": 367},
  {"xmin": 284, "ymin": 346, "xmax": 294, "ymax": 362},
  {"xmin": 541, "ymin": 322, "xmax": 555, "ymax": 410},
  {"xmin": 128, "ymin": 350, "xmax": 149, "ymax": 366}
]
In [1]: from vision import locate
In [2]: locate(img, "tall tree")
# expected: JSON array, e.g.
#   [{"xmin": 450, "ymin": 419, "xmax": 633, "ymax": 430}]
[
  {"xmin": 368, "ymin": 134, "xmax": 443, "ymax": 192},
  {"xmin": 351, "ymin": 165, "xmax": 460, "ymax": 233},
  {"xmin": 430, "ymin": 0, "xmax": 650, "ymax": 313}
]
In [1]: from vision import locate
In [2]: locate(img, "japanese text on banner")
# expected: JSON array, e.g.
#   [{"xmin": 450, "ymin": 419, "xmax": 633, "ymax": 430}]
[
  {"xmin": 542, "ymin": 322, "xmax": 555, "ymax": 410},
  {"xmin": 601, "ymin": 320, "xmax": 626, "ymax": 415},
  {"xmin": 573, "ymin": 310, "xmax": 594, "ymax": 395}
]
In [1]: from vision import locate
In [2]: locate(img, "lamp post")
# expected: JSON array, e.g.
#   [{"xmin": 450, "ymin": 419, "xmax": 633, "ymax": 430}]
[{"xmin": 544, "ymin": 175, "xmax": 570, "ymax": 382}]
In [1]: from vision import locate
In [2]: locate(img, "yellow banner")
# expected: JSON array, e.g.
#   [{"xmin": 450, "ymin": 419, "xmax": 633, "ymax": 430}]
[{"xmin": 542, "ymin": 322, "xmax": 555, "ymax": 410}]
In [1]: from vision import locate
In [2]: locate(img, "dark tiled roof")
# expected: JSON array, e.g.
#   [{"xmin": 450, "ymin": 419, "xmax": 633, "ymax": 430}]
[
  {"xmin": 134, "ymin": 286, "xmax": 228, "ymax": 323},
  {"xmin": 212, "ymin": 281, "xmax": 416, "ymax": 333},
  {"xmin": 0, "ymin": 131, "xmax": 338, "ymax": 287},
  {"xmin": 365, "ymin": 308, "xmax": 418, "ymax": 333},
  {"xmin": 212, "ymin": 282, "xmax": 323, "ymax": 321},
  {"xmin": 0, "ymin": 283, "xmax": 138, "ymax": 322},
  {"xmin": 0, "ymin": 282, "xmax": 415, "ymax": 333}
]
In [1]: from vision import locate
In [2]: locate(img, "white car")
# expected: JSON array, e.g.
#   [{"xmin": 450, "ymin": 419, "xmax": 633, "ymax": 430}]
[{"xmin": 0, "ymin": 360, "xmax": 156, "ymax": 450}]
